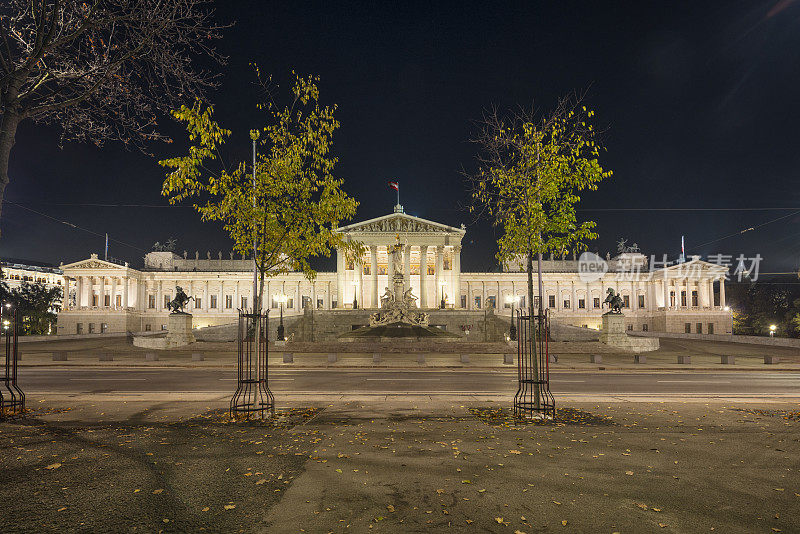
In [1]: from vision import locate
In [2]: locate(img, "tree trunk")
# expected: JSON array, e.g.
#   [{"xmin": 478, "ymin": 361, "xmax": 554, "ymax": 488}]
[
  {"xmin": 0, "ymin": 112, "xmax": 22, "ymax": 235},
  {"xmin": 527, "ymin": 247, "xmax": 541, "ymax": 411}
]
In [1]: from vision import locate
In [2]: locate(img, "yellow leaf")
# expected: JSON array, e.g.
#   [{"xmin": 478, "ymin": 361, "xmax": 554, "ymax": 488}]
[
  {"xmin": 202, "ymin": 507, "xmax": 210, "ymax": 512},
  {"xmin": 256, "ymin": 479, "xmax": 267, "ymax": 485},
  {"xmin": 625, "ymin": 471, "xmax": 634, "ymax": 476},
  {"xmin": 562, "ymin": 520, "xmax": 568, "ymax": 526},
  {"xmin": 659, "ymin": 524, "xmax": 668, "ymax": 528},
  {"xmin": 509, "ymin": 450, "xmax": 521, "ymax": 454},
  {"xmin": 153, "ymin": 489, "xmax": 164, "ymax": 494},
  {"xmin": 387, "ymin": 505, "xmax": 395, "ymax": 513},
  {"xmin": 45, "ymin": 463, "xmax": 62, "ymax": 470},
  {"xmin": 224, "ymin": 504, "xmax": 236, "ymax": 510},
  {"xmin": 495, "ymin": 517, "xmax": 504, "ymax": 524},
  {"xmin": 57, "ymin": 507, "xmax": 67, "ymax": 512}
]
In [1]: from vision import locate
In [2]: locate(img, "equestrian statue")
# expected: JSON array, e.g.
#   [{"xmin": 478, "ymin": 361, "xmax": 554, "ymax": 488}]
[
  {"xmin": 603, "ymin": 288, "xmax": 623, "ymax": 314},
  {"xmin": 166, "ymin": 286, "xmax": 194, "ymax": 314}
]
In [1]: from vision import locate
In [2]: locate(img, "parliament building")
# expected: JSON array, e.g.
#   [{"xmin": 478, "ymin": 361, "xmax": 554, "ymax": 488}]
[{"xmin": 56, "ymin": 206, "xmax": 733, "ymax": 337}]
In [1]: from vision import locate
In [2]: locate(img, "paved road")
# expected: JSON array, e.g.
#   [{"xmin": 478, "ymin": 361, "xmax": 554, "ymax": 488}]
[{"xmin": 14, "ymin": 367, "xmax": 800, "ymax": 396}]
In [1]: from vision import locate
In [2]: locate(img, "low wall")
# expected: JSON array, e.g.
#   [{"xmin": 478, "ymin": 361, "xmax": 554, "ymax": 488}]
[{"xmin": 631, "ymin": 331, "xmax": 800, "ymax": 348}]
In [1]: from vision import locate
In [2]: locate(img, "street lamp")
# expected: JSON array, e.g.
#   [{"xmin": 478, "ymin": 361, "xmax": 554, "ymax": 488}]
[
  {"xmin": 274, "ymin": 294, "xmax": 287, "ymax": 341},
  {"xmin": 439, "ymin": 280, "xmax": 447, "ymax": 309},
  {"xmin": 769, "ymin": 324, "xmax": 777, "ymax": 338},
  {"xmin": 505, "ymin": 294, "xmax": 519, "ymax": 341},
  {"xmin": 352, "ymin": 280, "xmax": 359, "ymax": 309}
]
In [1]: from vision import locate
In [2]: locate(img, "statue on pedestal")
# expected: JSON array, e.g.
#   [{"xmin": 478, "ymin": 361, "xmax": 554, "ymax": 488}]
[
  {"xmin": 603, "ymin": 288, "xmax": 623, "ymax": 314},
  {"xmin": 167, "ymin": 286, "xmax": 194, "ymax": 314}
]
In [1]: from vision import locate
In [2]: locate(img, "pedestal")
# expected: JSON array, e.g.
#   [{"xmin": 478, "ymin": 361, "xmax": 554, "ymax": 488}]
[
  {"xmin": 166, "ymin": 312, "xmax": 195, "ymax": 347},
  {"xmin": 599, "ymin": 313, "xmax": 626, "ymax": 345}
]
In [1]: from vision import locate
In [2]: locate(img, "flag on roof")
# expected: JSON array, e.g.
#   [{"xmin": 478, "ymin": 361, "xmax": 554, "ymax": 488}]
[{"xmin": 388, "ymin": 181, "xmax": 399, "ymax": 191}]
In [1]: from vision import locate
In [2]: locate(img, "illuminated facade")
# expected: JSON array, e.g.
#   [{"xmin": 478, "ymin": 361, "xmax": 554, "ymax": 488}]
[{"xmin": 56, "ymin": 206, "xmax": 733, "ymax": 336}]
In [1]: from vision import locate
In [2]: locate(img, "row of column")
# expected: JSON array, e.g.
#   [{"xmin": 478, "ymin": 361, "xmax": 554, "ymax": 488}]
[
  {"xmin": 340, "ymin": 244, "xmax": 462, "ymax": 309},
  {"xmin": 64, "ymin": 276, "xmax": 130, "ymax": 310},
  {"xmin": 660, "ymin": 277, "xmax": 725, "ymax": 309}
]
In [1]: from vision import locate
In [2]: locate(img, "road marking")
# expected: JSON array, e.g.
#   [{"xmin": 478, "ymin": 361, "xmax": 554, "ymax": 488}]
[
  {"xmin": 218, "ymin": 378, "xmax": 294, "ymax": 381},
  {"xmin": 366, "ymin": 378, "xmax": 442, "ymax": 381},
  {"xmin": 68, "ymin": 378, "xmax": 147, "ymax": 381},
  {"xmin": 657, "ymin": 380, "xmax": 731, "ymax": 384}
]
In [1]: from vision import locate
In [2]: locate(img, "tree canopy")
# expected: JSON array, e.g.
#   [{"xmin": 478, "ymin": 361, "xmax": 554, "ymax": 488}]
[{"xmin": 160, "ymin": 71, "xmax": 361, "ymax": 313}]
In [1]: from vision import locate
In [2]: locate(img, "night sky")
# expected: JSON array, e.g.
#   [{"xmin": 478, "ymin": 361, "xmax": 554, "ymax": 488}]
[{"xmin": 3, "ymin": 1, "xmax": 800, "ymax": 276}]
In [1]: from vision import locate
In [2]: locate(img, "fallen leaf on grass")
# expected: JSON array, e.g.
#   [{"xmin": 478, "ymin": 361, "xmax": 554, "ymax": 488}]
[
  {"xmin": 57, "ymin": 507, "xmax": 67, "ymax": 512},
  {"xmin": 45, "ymin": 463, "xmax": 61, "ymax": 470},
  {"xmin": 515, "ymin": 531, "xmax": 527, "ymax": 534},
  {"xmin": 256, "ymin": 479, "xmax": 267, "ymax": 485},
  {"xmin": 387, "ymin": 505, "xmax": 395, "ymax": 513},
  {"xmin": 462, "ymin": 480, "xmax": 472, "ymax": 484},
  {"xmin": 636, "ymin": 503, "xmax": 648, "ymax": 510},
  {"xmin": 133, "ymin": 489, "xmax": 140, "ymax": 494},
  {"xmin": 335, "ymin": 469, "xmax": 343, "ymax": 474},
  {"xmin": 436, "ymin": 489, "xmax": 445, "ymax": 494},
  {"xmin": 658, "ymin": 523, "xmax": 667, "ymax": 528},
  {"xmin": 562, "ymin": 520, "xmax": 568, "ymax": 526},
  {"xmin": 625, "ymin": 471, "xmax": 634, "ymax": 476},
  {"xmin": 224, "ymin": 504, "xmax": 236, "ymax": 510},
  {"xmin": 152, "ymin": 489, "xmax": 164, "ymax": 494},
  {"xmin": 509, "ymin": 450, "xmax": 521, "ymax": 454},
  {"xmin": 201, "ymin": 507, "xmax": 210, "ymax": 512},
  {"xmin": 652, "ymin": 508, "xmax": 662, "ymax": 512}
]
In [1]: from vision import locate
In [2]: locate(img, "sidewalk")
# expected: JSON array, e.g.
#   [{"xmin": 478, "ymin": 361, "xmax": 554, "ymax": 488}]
[{"xmin": 2, "ymin": 397, "xmax": 798, "ymax": 533}]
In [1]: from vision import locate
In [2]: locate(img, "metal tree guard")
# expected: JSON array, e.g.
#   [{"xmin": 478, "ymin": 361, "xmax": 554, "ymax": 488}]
[
  {"xmin": 1, "ymin": 304, "xmax": 24, "ymax": 417},
  {"xmin": 513, "ymin": 308, "xmax": 555, "ymax": 420},
  {"xmin": 230, "ymin": 310, "xmax": 274, "ymax": 419}
]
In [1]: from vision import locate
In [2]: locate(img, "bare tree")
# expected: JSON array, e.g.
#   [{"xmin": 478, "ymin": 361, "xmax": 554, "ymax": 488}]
[{"xmin": 0, "ymin": 0, "xmax": 226, "ymax": 227}]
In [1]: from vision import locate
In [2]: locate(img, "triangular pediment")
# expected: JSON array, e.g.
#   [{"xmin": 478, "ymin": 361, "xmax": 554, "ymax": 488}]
[
  {"xmin": 336, "ymin": 213, "xmax": 466, "ymax": 235},
  {"xmin": 657, "ymin": 258, "xmax": 729, "ymax": 276},
  {"xmin": 61, "ymin": 255, "xmax": 127, "ymax": 270}
]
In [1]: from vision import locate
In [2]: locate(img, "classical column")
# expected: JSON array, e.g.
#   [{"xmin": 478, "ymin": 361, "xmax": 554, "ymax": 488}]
[
  {"xmin": 453, "ymin": 245, "xmax": 461, "ymax": 308},
  {"xmin": 402, "ymin": 245, "xmax": 411, "ymax": 292},
  {"xmin": 326, "ymin": 280, "xmax": 331, "ymax": 309},
  {"xmin": 386, "ymin": 244, "xmax": 394, "ymax": 286},
  {"xmin": 707, "ymin": 279, "xmax": 714, "ymax": 308},
  {"xmin": 481, "ymin": 280, "xmax": 486, "ymax": 310},
  {"xmin": 719, "ymin": 277, "xmax": 726, "ymax": 308},
  {"xmin": 467, "ymin": 280, "xmax": 472, "ymax": 310},
  {"xmin": 571, "ymin": 281, "xmax": 576, "ymax": 312},
  {"xmin": 295, "ymin": 280, "xmax": 301, "ymax": 312},
  {"xmin": 684, "ymin": 278, "xmax": 690, "ymax": 308},
  {"xmin": 123, "ymin": 277, "xmax": 129, "ymax": 309},
  {"xmin": 96, "ymin": 276, "xmax": 104, "ymax": 307},
  {"xmin": 157, "ymin": 280, "xmax": 163, "ymax": 311},
  {"xmin": 336, "ymin": 248, "xmax": 345, "ymax": 309},
  {"xmin": 311, "ymin": 280, "xmax": 316, "ymax": 310},
  {"xmin": 234, "ymin": 280, "xmax": 240, "ymax": 310},
  {"xmin": 434, "ymin": 245, "xmax": 444, "ymax": 306},
  {"xmin": 662, "ymin": 278, "xmax": 669, "ymax": 309},
  {"xmin": 419, "ymin": 245, "xmax": 428, "ymax": 308},
  {"xmin": 370, "ymin": 245, "xmax": 378, "ymax": 308},
  {"xmin": 218, "ymin": 281, "xmax": 224, "ymax": 312},
  {"xmin": 75, "ymin": 277, "xmax": 82, "ymax": 307},
  {"xmin": 204, "ymin": 281, "xmax": 209, "ymax": 311},
  {"xmin": 110, "ymin": 277, "xmax": 117, "ymax": 309},
  {"xmin": 62, "ymin": 278, "xmax": 69, "ymax": 310},
  {"xmin": 556, "ymin": 280, "xmax": 561, "ymax": 311}
]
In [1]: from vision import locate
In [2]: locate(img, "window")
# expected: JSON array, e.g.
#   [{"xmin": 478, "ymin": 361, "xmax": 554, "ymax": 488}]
[
  {"xmin": 486, "ymin": 296, "xmax": 496, "ymax": 309},
  {"xmin": 287, "ymin": 298, "xmax": 294, "ymax": 309},
  {"xmin": 685, "ymin": 322, "xmax": 691, "ymax": 333},
  {"xmin": 548, "ymin": 295, "xmax": 556, "ymax": 308},
  {"xmin": 532, "ymin": 296, "xmax": 540, "ymax": 310},
  {"xmin": 145, "ymin": 324, "xmax": 151, "ymax": 332},
  {"xmin": 164, "ymin": 295, "xmax": 171, "ymax": 309},
  {"xmin": 681, "ymin": 291, "xmax": 687, "ymax": 307},
  {"xmin": 317, "ymin": 298, "xmax": 324, "ymax": 309},
  {"xmin": 76, "ymin": 323, "xmax": 83, "ymax": 334},
  {"xmin": 116, "ymin": 295, "xmax": 122, "ymax": 308},
  {"xmin": 161, "ymin": 324, "xmax": 167, "ymax": 331},
  {"xmin": 578, "ymin": 298, "xmax": 585, "ymax": 309},
  {"xmin": 195, "ymin": 297, "xmax": 202, "ymax": 309},
  {"xmin": 708, "ymin": 323, "xmax": 714, "ymax": 334},
  {"xmin": 642, "ymin": 324, "xmax": 648, "ymax": 332},
  {"xmin": 461, "ymin": 295, "xmax": 467, "ymax": 308},
  {"xmin": 332, "ymin": 300, "xmax": 338, "ymax": 309},
  {"xmin": 226, "ymin": 295, "xmax": 233, "ymax": 309},
  {"xmin": 272, "ymin": 298, "xmax": 278, "ymax": 309},
  {"xmin": 696, "ymin": 322, "xmax": 703, "ymax": 334},
  {"xmin": 623, "ymin": 295, "xmax": 630, "ymax": 308},
  {"xmin": 563, "ymin": 299, "xmax": 570, "ymax": 309},
  {"xmin": 670, "ymin": 291, "xmax": 676, "ymax": 307},
  {"xmin": 474, "ymin": 296, "xmax": 481, "ymax": 309},
  {"xmin": 504, "ymin": 299, "xmax": 511, "ymax": 309},
  {"xmin": 148, "ymin": 295, "xmax": 155, "ymax": 309},
  {"xmin": 594, "ymin": 297, "xmax": 600, "ymax": 309},
  {"xmin": 638, "ymin": 295, "xmax": 645, "ymax": 309},
  {"xmin": 211, "ymin": 295, "xmax": 217, "ymax": 309},
  {"xmin": 627, "ymin": 324, "xmax": 633, "ymax": 331},
  {"xmin": 101, "ymin": 323, "xmax": 108, "ymax": 333},
  {"xmin": 92, "ymin": 295, "xmax": 98, "ymax": 307},
  {"xmin": 88, "ymin": 323, "xmax": 95, "ymax": 333},
  {"xmin": 241, "ymin": 296, "xmax": 248, "ymax": 310},
  {"xmin": 104, "ymin": 295, "xmax": 110, "ymax": 307},
  {"xmin": 692, "ymin": 291, "xmax": 698, "ymax": 307}
]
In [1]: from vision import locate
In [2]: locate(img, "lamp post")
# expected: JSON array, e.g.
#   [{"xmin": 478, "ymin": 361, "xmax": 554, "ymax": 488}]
[
  {"xmin": 439, "ymin": 280, "xmax": 446, "ymax": 309},
  {"xmin": 352, "ymin": 280, "xmax": 359, "ymax": 309},
  {"xmin": 275, "ymin": 294, "xmax": 287, "ymax": 341},
  {"xmin": 505, "ymin": 294, "xmax": 519, "ymax": 341},
  {"xmin": 769, "ymin": 324, "xmax": 776, "ymax": 338}
]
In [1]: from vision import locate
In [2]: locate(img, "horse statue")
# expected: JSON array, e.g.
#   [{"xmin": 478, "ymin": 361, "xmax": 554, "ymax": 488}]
[
  {"xmin": 603, "ymin": 288, "xmax": 623, "ymax": 314},
  {"xmin": 166, "ymin": 286, "xmax": 193, "ymax": 314}
]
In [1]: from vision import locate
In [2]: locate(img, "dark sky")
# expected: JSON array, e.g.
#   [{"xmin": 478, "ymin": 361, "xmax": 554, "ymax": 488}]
[{"xmin": 3, "ymin": 0, "xmax": 800, "ymax": 275}]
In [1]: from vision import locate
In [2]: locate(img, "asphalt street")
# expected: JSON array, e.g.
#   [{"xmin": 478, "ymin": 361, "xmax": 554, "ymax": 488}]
[{"xmin": 14, "ymin": 367, "xmax": 800, "ymax": 397}]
